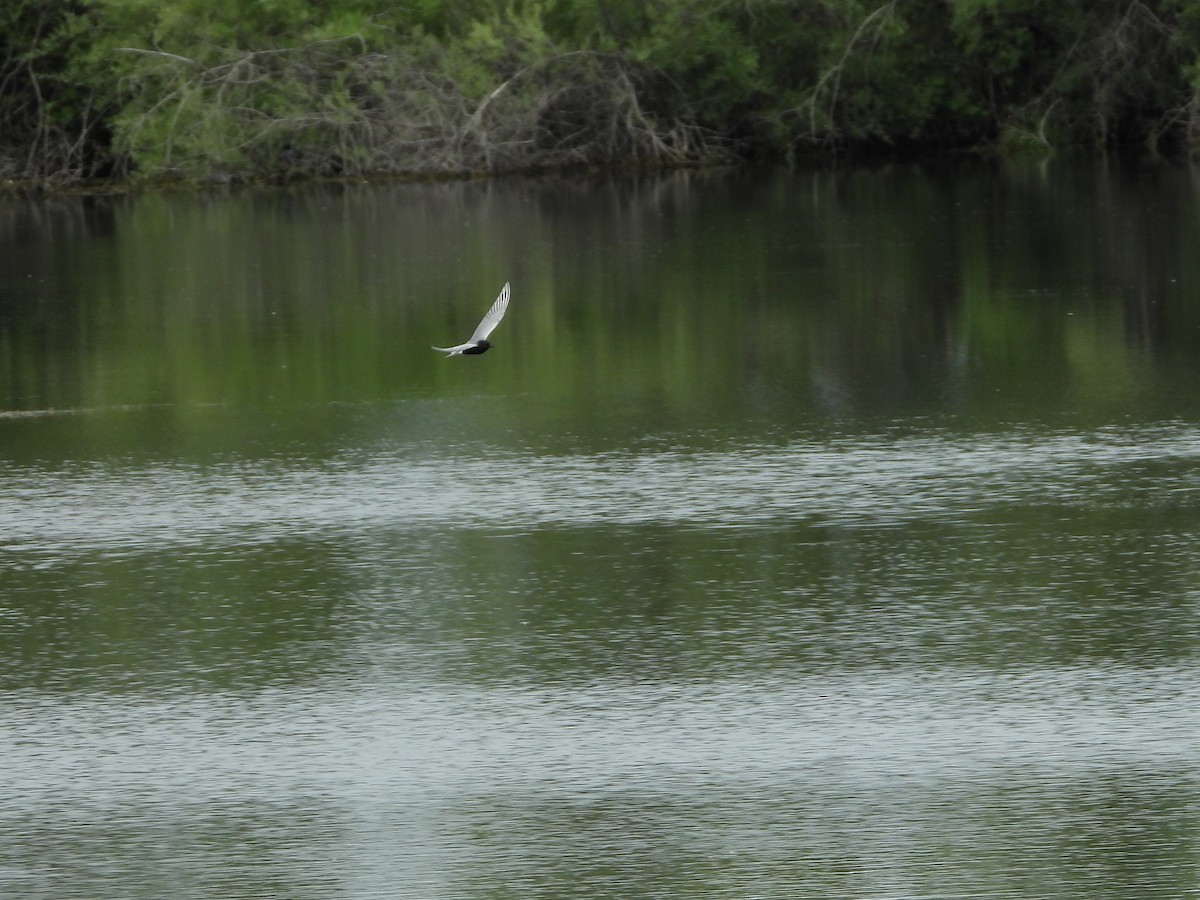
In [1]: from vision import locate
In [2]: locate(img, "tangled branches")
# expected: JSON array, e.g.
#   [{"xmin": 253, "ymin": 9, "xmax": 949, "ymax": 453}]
[
  {"xmin": 109, "ymin": 39, "xmax": 723, "ymax": 180},
  {"xmin": 9, "ymin": 0, "xmax": 1200, "ymax": 184}
]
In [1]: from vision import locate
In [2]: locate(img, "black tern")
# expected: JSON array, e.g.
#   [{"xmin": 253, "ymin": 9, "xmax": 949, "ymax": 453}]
[{"xmin": 432, "ymin": 282, "xmax": 511, "ymax": 356}]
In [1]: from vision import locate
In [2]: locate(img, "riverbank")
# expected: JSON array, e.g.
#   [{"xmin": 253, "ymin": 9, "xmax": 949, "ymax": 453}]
[{"xmin": 4, "ymin": 1, "xmax": 1200, "ymax": 188}]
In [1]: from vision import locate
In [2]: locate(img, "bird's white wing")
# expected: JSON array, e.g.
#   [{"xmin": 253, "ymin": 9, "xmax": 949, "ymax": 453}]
[
  {"xmin": 431, "ymin": 342, "xmax": 474, "ymax": 355},
  {"xmin": 469, "ymin": 282, "xmax": 510, "ymax": 343}
]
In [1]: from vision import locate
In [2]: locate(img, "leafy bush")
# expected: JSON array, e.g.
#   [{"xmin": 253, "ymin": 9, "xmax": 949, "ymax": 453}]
[{"xmin": 6, "ymin": 0, "xmax": 1200, "ymax": 183}]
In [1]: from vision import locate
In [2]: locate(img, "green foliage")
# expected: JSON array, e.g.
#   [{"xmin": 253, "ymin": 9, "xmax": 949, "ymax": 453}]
[
  {"xmin": 7, "ymin": 0, "xmax": 1200, "ymax": 182},
  {"xmin": 638, "ymin": 3, "xmax": 762, "ymax": 124},
  {"xmin": 0, "ymin": 0, "xmax": 105, "ymax": 179}
]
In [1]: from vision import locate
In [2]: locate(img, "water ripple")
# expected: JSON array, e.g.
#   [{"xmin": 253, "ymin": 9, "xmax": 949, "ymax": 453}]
[{"xmin": 3, "ymin": 423, "xmax": 1198, "ymax": 558}]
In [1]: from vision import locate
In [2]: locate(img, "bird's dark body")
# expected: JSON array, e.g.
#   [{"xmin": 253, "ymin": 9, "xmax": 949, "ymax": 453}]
[{"xmin": 432, "ymin": 283, "xmax": 509, "ymax": 356}]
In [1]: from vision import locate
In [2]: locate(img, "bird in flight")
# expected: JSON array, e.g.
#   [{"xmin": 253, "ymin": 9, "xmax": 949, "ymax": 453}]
[{"xmin": 432, "ymin": 282, "xmax": 511, "ymax": 356}]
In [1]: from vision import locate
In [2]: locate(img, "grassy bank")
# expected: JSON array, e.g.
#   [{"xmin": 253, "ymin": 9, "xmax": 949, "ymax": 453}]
[{"xmin": 5, "ymin": 0, "xmax": 1200, "ymax": 185}]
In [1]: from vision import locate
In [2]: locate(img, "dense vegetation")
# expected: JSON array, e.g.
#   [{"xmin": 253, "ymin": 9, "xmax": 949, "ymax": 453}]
[{"xmin": 4, "ymin": 0, "xmax": 1200, "ymax": 183}]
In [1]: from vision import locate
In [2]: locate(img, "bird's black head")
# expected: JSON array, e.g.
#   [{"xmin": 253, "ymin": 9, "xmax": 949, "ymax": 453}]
[{"xmin": 463, "ymin": 340, "xmax": 492, "ymax": 355}]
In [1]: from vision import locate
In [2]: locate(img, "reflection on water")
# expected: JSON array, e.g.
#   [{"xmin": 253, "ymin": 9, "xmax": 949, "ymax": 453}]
[{"xmin": 1, "ymin": 166, "xmax": 1199, "ymax": 898}]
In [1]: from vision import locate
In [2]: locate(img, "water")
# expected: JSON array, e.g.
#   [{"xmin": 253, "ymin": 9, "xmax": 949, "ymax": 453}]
[{"xmin": 1, "ymin": 165, "xmax": 1199, "ymax": 898}]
